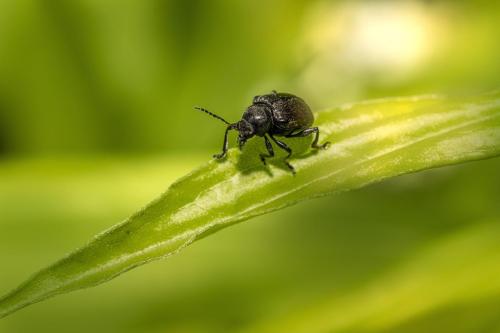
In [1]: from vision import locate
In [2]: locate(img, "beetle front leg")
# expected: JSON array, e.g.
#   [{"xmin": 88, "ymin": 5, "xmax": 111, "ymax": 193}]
[
  {"xmin": 259, "ymin": 135, "xmax": 274, "ymax": 166},
  {"xmin": 213, "ymin": 126, "xmax": 232, "ymax": 159},
  {"xmin": 270, "ymin": 135, "xmax": 295, "ymax": 174},
  {"xmin": 286, "ymin": 127, "xmax": 330, "ymax": 149}
]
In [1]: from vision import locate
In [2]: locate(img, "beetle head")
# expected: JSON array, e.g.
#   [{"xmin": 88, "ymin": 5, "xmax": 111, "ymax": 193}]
[
  {"xmin": 194, "ymin": 106, "xmax": 257, "ymax": 150},
  {"xmin": 237, "ymin": 119, "xmax": 254, "ymax": 149}
]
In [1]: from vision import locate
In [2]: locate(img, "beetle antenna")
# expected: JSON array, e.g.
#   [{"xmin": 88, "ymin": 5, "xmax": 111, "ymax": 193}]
[{"xmin": 194, "ymin": 106, "xmax": 231, "ymax": 125}]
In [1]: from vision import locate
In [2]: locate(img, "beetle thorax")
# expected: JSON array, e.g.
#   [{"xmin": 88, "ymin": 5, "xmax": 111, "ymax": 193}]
[{"xmin": 242, "ymin": 104, "xmax": 271, "ymax": 137}]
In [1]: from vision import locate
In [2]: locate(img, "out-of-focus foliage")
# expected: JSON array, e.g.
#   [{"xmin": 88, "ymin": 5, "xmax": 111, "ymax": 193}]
[
  {"xmin": 0, "ymin": 0, "xmax": 499, "ymax": 155},
  {"xmin": 0, "ymin": 0, "xmax": 499, "ymax": 332}
]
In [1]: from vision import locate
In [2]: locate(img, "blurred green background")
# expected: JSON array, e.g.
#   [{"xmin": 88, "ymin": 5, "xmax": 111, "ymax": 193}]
[{"xmin": 0, "ymin": 0, "xmax": 500, "ymax": 332}]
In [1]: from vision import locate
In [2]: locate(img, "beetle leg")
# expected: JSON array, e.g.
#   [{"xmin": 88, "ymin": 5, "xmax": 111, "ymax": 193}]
[
  {"xmin": 259, "ymin": 135, "xmax": 274, "ymax": 166},
  {"xmin": 213, "ymin": 126, "xmax": 233, "ymax": 159},
  {"xmin": 285, "ymin": 127, "xmax": 330, "ymax": 150},
  {"xmin": 270, "ymin": 135, "xmax": 295, "ymax": 174}
]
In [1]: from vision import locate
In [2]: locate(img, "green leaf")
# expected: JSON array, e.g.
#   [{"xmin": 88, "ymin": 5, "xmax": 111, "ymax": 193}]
[{"xmin": 1, "ymin": 92, "xmax": 500, "ymax": 318}]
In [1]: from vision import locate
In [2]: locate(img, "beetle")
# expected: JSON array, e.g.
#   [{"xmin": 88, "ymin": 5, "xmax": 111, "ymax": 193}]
[{"xmin": 195, "ymin": 90, "xmax": 330, "ymax": 174}]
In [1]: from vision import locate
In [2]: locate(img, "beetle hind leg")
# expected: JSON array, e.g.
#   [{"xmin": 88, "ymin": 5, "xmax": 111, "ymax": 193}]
[{"xmin": 286, "ymin": 127, "xmax": 330, "ymax": 150}]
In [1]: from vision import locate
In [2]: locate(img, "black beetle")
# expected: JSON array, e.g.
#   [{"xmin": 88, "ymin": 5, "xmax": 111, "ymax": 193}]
[{"xmin": 195, "ymin": 91, "xmax": 330, "ymax": 173}]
